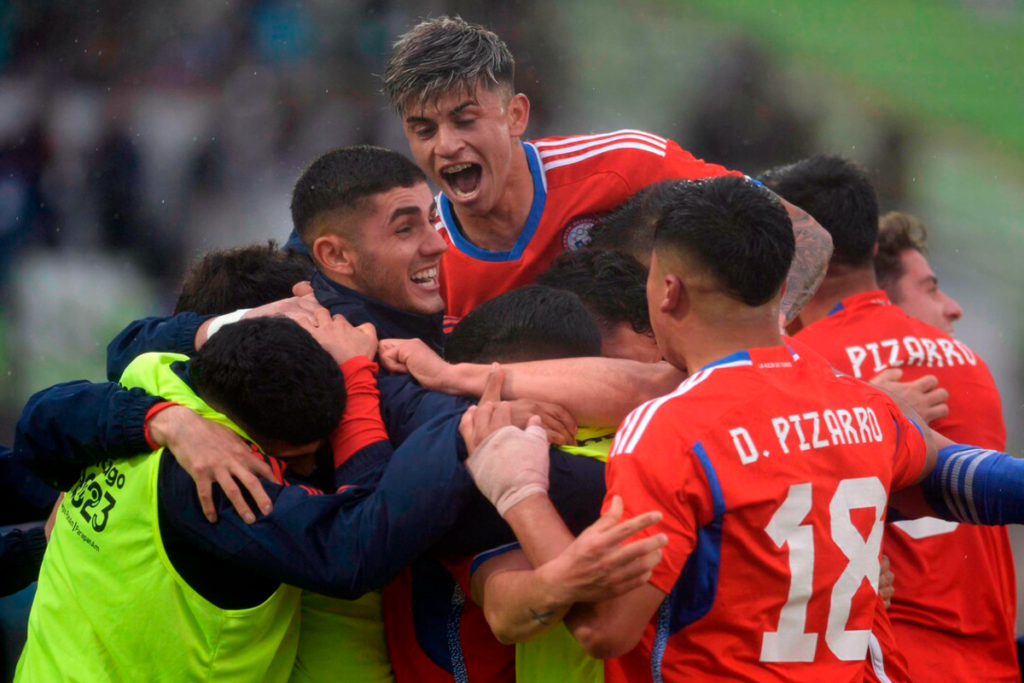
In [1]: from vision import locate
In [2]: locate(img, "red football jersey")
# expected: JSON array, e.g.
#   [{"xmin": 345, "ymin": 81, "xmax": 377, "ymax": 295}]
[
  {"xmin": 382, "ymin": 555, "xmax": 515, "ymax": 683},
  {"xmin": 436, "ymin": 130, "xmax": 741, "ymax": 317},
  {"xmin": 603, "ymin": 345, "xmax": 928, "ymax": 682},
  {"xmin": 795, "ymin": 290, "xmax": 1018, "ymax": 682}
]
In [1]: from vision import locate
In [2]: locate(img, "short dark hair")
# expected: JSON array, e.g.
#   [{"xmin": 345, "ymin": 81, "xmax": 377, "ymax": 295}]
[
  {"xmin": 589, "ymin": 181, "xmax": 682, "ymax": 263},
  {"xmin": 876, "ymin": 211, "xmax": 930, "ymax": 295},
  {"xmin": 655, "ymin": 177, "xmax": 794, "ymax": 307},
  {"xmin": 445, "ymin": 285, "xmax": 602, "ymax": 364},
  {"xmin": 760, "ymin": 155, "xmax": 878, "ymax": 266},
  {"xmin": 536, "ymin": 249, "xmax": 651, "ymax": 336},
  {"xmin": 291, "ymin": 146, "xmax": 426, "ymax": 250},
  {"xmin": 383, "ymin": 16, "xmax": 515, "ymax": 114},
  {"xmin": 192, "ymin": 318, "xmax": 344, "ymax": 446},
  {"xmin": 174, "ymin": 241, "xmax": 315, "ymax": 316}
]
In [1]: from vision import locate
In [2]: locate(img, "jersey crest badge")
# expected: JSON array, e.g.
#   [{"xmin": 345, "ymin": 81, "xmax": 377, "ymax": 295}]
[{"xmin": 561, "ymin": 216, "xmax": 598, "ymax": 251}]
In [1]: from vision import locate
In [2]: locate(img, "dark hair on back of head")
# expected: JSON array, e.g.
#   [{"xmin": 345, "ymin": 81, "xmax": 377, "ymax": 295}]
[
  {"xmin": 445, "ymin": 285, "xmax": 602, "ymax": 364},
  {"xmin": 655, "ymin": 177, "xmax": 794, "ymax": 307},
  {"xmin": 383, "ymin": 16, "xmax": 515, "ymax": 114},
  {"xmin": 759, "ymin": 155, "xmax": 878, "ymax": 266},
  {"xmin": 589, "ymin": 181, "xmax": 681, "ymax": 264},
  {"xmin": 192, "ymin": 318, "xmax": 344, "ymax": 446},
  {"xmin": 291, "ymin": 146, "xmax": 426, "ymax": 251},
  {"xmin": 875, "ymin": 211, "xmax": 930, "ymax": 294},
  {"xmin": 174, "ymin": 241, "xmax": 315, "ymax": 316},
  {"xmin": 536, "ymin": 249, "xmax": 651, "ymax": 335}
]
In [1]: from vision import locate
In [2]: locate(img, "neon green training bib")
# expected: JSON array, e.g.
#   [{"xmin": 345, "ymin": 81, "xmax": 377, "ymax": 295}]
[
  {"xmin": 16, "ymin": 353, "xmax": 301, "ymax": 682},
  {"xmin": 514, "ymin": 426, "xmax": 616, "ymax": 683}
]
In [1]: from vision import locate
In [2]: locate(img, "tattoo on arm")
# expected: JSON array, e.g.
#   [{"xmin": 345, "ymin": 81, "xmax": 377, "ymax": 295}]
[
  {"xmin": 530, "ymin": 608, "xmax": 557, "ymax": 626},
  {"xmin": 777, "ymin": 197, "xmax": 833, "ymax": 324}
]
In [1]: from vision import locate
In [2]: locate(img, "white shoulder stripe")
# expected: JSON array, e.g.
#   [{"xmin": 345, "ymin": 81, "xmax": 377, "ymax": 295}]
[
  {"xmin": 611, "ymin": 370, "xmax": 713, "ymax": 457},
  {"xmin": 542, "ymin": 142, "xmax": 667, "ymax": 171},
  {"xmin": 533, "ymin": 129, "xmax": 667, "ymax": 149},
  {"xmin": 538, "ymin": 133, "xmax": 667, "ymax": 160},
  {"xmin": 622, "ymin": 370, "xmax": 713, "ymax": 454}
]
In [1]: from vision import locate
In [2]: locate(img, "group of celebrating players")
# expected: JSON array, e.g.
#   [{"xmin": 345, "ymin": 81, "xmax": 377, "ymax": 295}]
[{"xmin": 6, "ymin": 14, "xmax": 1024, "ymax": 683}]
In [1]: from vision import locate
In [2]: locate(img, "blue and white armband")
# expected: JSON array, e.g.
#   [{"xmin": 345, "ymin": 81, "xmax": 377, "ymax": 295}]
[{"xmin": 922, "ymin": 444, "xmax": 1024, "ymax": 526}]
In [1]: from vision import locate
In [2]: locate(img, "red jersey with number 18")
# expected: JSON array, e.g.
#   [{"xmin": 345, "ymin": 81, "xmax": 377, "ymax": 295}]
[
  {"xmin": 603, "ymin": 345, "xmax": 928, "ymax": 682},
  {"xmin": 436, "ymin": 130, "xmax": 740, "ymax": 317}
]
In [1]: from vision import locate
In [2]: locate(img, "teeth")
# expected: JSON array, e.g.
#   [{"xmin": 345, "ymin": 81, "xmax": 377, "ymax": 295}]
[
  {"xmin": 443, "ymin": 163, "xmax": 472, "ymax": 174},
  {"xmin": 411, "ymin": 267, "xmax": 438, "ymax": 283}
]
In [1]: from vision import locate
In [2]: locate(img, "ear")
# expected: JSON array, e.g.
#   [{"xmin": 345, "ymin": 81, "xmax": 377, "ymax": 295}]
[
  {"xmin": 659, "ymin": 273, "xmax": 686, "ymax": 317},
  {"xmin": 872, "ymin": 242, "xmax": 879, "ymax": 257},
  {"xmin": 507, "ymin": 93, "xmax": 530, "ymax": 139},
  {"xmin": 313, "ymin": 234, "xmax": 356, "ymax": 279}
]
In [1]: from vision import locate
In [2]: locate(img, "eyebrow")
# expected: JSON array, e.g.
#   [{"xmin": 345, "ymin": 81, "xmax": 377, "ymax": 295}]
[
  {"xmin": 450, "ymin": 100, "xmax": 478, "ymax": 116},
  {"xmin": 404, "ymin": 100, "xmax": 478, "ymax": 124},
  {"xmin": 389, "ymin": 205, "xmax": 423, "ymax": 223}
]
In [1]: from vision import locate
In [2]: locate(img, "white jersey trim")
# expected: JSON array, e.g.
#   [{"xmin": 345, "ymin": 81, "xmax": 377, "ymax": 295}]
[
  {"xmin": 542, "ymin": 141, "xmax": 667, "ymax": 172},
  {"xmin": 533, "ymin": 129, "xmax": 667, "ymax": 149},
  {"xmin": 612, "ymin": 369, "xmax": 714, "ymax": 458},
  {"xmin": 867, "ymin": 633, "xmax": 893, "ymax": 683},
  {"xmin": 537, "ymin": 133, "xmax": 667, "ymax": 160}
]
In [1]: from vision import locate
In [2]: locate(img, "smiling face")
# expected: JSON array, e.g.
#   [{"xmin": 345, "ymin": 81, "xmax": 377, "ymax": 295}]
[
  {"xmin": 891, "ymin": 248, "xmax": 963, "ymax": 335},
  {"xmin": 402, "ymin": 83, "xmax": 529, "ymax": 218},
  {"xmin": 315, "ymin": 181, "xmax": 447, "ymax": 315}
]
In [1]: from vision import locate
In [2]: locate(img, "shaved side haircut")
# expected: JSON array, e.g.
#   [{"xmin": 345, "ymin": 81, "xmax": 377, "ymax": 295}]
[
  {"xmin": 656, "ymin": 177, "xmax": 794, "ymax": 306},
  {"xmin": 291, "ymin": 146, "xmax": 426, "ymax": 251},
  {"xmin": 383, "ymin": 16, "xmax": 515, "ymax": 114}
]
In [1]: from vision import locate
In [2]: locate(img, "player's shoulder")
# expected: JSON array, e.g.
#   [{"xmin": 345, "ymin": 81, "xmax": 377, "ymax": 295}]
[
  {"xmin": 529, "ymin": 129, "xmax": 679, "ymax": 183},
  {"xmin": 611, "ymin": 363, "xmax": 760, "ymax": 458}
]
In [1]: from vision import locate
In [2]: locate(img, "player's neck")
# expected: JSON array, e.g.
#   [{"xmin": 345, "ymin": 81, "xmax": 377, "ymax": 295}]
[
  {"xmin": 673, "ymin": 314, "xmax": 784, "ymax": 373},
  {"xmin": 799, "ymin": 266, "xmax": 879, "ymax": 327},
  {"xmin": 453, "ymin": 143, "xmax": 533, "ymax": 252}
]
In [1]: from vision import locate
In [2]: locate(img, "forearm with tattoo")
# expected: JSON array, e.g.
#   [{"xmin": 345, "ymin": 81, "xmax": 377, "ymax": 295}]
[{"xmin": 777, "ymin": 196, "xmax": 833, "ymax": 324}]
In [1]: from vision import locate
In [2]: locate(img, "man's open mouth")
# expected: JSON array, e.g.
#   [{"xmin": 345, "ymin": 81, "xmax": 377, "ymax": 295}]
[
  {"xmin": 441, "ymin": 163, "xmax": 482, "ymax": 199},
  {"xmin": 411, "ymin": 266, "xmax": 439, "ymax": 289}
]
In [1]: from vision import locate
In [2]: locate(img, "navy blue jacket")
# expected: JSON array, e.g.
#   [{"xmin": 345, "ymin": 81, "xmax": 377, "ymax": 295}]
[{"xmin": 0, "ymin": 445, "xmax": 56, "ymax": 597}]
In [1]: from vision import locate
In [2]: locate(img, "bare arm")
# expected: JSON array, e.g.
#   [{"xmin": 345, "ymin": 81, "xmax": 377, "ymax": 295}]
[
  {"xmin": 774, "ymin": 195, "xmax": 833, "ymax": 325},
  {"xmin": 474, "ymin": 497, "xmax": 665, "ymax": 646},
  {"xmin": 380, "ymin": 338, "xmax": 685, "ymax": 425}
]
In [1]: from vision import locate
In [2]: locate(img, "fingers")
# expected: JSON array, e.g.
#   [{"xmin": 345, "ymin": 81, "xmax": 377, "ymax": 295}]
[
  {"xmin": 292, "ymin": 281, "xmax": 314, "ymax": 297},
  {"xmin": 217, "ymin": 476, "xmax": 257, "ymax": 525},
  {"xmin": 197, "ymin": 480, "xmax": 217, "ymax": 524},
  {"xmin": 592, "ymin": 495, "xmax": 624, "ymax": 531},
  {"xmin": 357, "ymin": 322, "xmax": 379, "ymax": 347},
  {"xmin": 314, "ymin": 307, "xmax": 333, "ymax": 328},
  {"xmin": 604, "ymin": 509, "xmax": 664, "ymax": 546},
  {"xmin": 232, "ymin": 468, "xmax": 274, "ymax": 517},
  {"xmin": 479, "ymin": 363, "xmax": 505, "ymax": 404},
  {"xmin": 870, "ymin": 368, "xmax": 903, "ymax": 385},
  {"xmin": 911, "ymin": 375, "xmax": 940, "ymax": 392}
]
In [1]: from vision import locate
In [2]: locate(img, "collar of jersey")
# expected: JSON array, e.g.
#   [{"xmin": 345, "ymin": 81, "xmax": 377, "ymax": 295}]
[
  {"xmin": 829, "ymin": 289, "xmax": 891, "ymax": 316},
  {"xmin": 437, "ymin": 142, "xmax": 547, "ymax": 263},
  {"xmin": 700, "ymin": 345, "xmax": 800, "ymax": 371}
]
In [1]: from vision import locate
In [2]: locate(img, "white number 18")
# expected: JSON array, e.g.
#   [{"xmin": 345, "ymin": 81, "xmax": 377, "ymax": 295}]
[{"xmin": 759, "ymin": 477, "xmax": 886, "ymax": 663}]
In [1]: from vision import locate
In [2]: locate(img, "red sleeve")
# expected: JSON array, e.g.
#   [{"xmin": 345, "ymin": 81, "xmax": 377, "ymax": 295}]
[
  {"xmin": 883, "ymin": 397, "xmax": 930, "ymax": 490},
  {"xmin": 143, "ymin": 401, "xmax": 180, "ymax": 450},
  {"xmin": 604, "ymin": 414, "xmax": 714, "ymax": 596},
  {"xmin": 329, "ymin": 356, "xmax": 388, "ymax": 469}
]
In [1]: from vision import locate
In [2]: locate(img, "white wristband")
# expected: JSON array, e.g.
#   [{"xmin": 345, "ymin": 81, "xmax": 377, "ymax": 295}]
[{"xmin": 206, "ymin": 309, "xmax": 251, "ymax": 338}]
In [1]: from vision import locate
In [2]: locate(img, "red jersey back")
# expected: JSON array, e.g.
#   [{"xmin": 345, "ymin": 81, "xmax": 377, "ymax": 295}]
[
  {"xmin": 436, "ymin": 130, "xmax": 740, "ymax": 317},
  {"xmin": 604, "ymin": 345, "xmax": 928, "ymax": 682},
  {"xmin": 795, "ymin": 290, "xmax": 1018, "ymax": 682}
]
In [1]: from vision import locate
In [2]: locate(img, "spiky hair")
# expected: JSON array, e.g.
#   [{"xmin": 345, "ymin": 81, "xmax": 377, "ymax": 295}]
[{"xmin": 383, "ymin": 16, "xmax": 515, "ymax": 114}]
